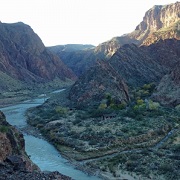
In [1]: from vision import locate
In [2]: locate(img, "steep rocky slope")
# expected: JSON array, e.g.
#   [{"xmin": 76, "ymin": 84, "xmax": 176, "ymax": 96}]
[
  {"xmin": 109, "ymin": 39, "xmax": 180, "ymax": 87},
  {"xmin": 152, "ymin": 61, "xmax": 180, "ymax": 107},
  {"xmin": 131, "ymin": 2, "xmax": 180, "ymax": 45},
  {"xmin": 68, "ymin": 39, "xmax": 180, "ymax": 107},
  {"xmin": 48, "ymin": 46, "xmax": 96, "ymax": 76},
  {"xmin": 0, "ymin": 111, "xmax": 71, "ymax": 179},
  {"xmin": 69, "ymin": 60, "xmax": 129, "ymax": 108},
  {"xmin": 0, "ymin": 22, "xmax": 76, "ymax": 91}
]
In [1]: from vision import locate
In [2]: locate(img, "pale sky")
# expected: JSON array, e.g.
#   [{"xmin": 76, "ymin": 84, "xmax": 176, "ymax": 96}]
[{"xmin": 0, "ymin": 0, "xmax": 178, "ymax": 46}]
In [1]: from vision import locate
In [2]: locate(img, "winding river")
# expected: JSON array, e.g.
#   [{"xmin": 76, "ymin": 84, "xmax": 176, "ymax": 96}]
[{"xmin": 0, "ymin": 92, "xmax": 101, "ymax": 180}]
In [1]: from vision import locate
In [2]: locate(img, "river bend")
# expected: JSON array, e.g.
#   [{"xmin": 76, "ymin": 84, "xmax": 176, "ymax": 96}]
[{"xmin": 0, "ymin": 93, "xmax": 100, "ymax": 180}]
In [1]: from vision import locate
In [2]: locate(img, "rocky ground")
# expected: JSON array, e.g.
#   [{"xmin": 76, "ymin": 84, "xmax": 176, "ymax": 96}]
[{"xmin": 0, "ymin": 158, "xmax": 71, "ymax": 180}]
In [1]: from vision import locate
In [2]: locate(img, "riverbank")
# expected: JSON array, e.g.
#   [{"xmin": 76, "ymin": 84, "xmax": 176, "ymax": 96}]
[
  {"xmin": 21, "ymin": 124, "xmax": 103, "ymax": 179},
  {"xmin": 1, "ymin": 91, "xmax": 103, "ymax": 180},
  {"xmin": 26, "ymin": 88, "xmax": 180, "ymax": 180},
  {"xmin": 0, "ymin": 110, "xmax": 72, "ymax": 180},
  {"xmin": 0, "ymin": 79, "xmax": 74, "ymax": 108}
]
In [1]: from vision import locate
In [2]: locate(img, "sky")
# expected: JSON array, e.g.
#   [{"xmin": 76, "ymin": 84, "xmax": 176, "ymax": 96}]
[{"xmin": 0, "ymin": 0, "xmax": 178, "ymax": 46}]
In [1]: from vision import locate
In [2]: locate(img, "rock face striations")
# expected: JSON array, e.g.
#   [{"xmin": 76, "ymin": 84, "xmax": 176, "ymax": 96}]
[
  {"xmin": 0, "ymin": 22, "xmax": 76, "ymax": 89},
  {"xmin": 69, "ymin": 60, "xmax": 130, "ymax": 108},
  {"xmin": 109, "ymin": 39, "xmax": 180, "ymax": 87},
  {"xmin": 0, "ymin": 111, "xmax": 71, "ymax": 180},
  {"xmin": 132, "ymin": 2, "xmax": 180, "ymax": 45},
  {"xmin": 96, "ymin": 1, "xmax": 180, "ymax": 58}
]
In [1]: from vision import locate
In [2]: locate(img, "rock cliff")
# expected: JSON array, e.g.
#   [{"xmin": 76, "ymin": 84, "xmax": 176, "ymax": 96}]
[
  {"xmin": 97, "ymin": 1, "xmax": 180, "ymax": 57},
  {"xmin": 152, "ymin": 61, "xmax": 180, "ymax": 107},
  {"xmin": 0, "ymin": 111, "xmax": 71, "ymax": 179},
  {"xmin": 132, "ymin": 2, "xmax": 180, "ymax": 45}
]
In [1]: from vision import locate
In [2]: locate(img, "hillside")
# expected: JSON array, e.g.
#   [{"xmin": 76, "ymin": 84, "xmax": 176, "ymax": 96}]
[
  {"xmin": 69, "ymin": 60, "xmax": 130, "ymax": 108},
  {"xmin": 109, "ymin": 39, "xmax": 180, "ymax": 87},
  {"xmin": 48, "ymin": 46, "xmax": 96, "ymax": 76},
  {"xmin": 0, "ymin": 22, "xmax": 76, "ymax": 92}
]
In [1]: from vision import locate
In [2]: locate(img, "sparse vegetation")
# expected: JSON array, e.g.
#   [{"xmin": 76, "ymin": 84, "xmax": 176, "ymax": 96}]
[
  {"xmin": 0, "ymin": 125, "xmax": 9, "ymax": 133},
  {"xmin": 26, "ymin": 85, "xmax": 180, "ymax": 180}
]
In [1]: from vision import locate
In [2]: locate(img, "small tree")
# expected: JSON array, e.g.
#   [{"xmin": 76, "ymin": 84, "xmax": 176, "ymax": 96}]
[
  {"xmin": 148, "ymin": 100, "xmax": 160, "ymax": 110},
  {"xmin": 99, "ymin": 103, "xmax": 107, "ymax": 109}
]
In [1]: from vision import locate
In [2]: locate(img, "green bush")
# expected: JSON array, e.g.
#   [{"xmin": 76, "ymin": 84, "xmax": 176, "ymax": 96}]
[
  {"xmin": 0, "ymin": 125, "xmax": 9, "ymax": 133},
  {"xmin": 55, "ymin": 106, "xmax": 68, "ymax": 115},
  {"xmin": 149, "ymin": 100, "xmax": 160, "ymax": 110},
  {"xmin": 175, "ymin": 104, "xmax": 180, "ymax": 111}
]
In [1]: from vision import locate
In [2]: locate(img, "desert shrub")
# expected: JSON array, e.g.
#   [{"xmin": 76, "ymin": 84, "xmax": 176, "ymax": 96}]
[
  {"xmin": 99, "ymin": 103, "xmax": 107, "ymax": 109},
  {"xmin": 89, "ymin": 139, "xmax": 98, "ymax": 145},
  {"xmin": 172, "ymin": 144, "xmax": 180, "ymax": 153},
  {"xmin": 137, "ymin": 99, "xmax": 144, "ymax": 105},
  {"xmin": 73, "ymin": 118, "xmax": 81, "ymax": 125},
  {"xmin": 75, "ymin": 112, "xmax": 89, "ymax": 120},
  {"xmin": 126, "ymin": 160, "xmax": 138, "ymax": 171},
  {"xmin": 149, "ymin": 100, "xmax": 160, "ymax": 110},
  {"xmin": 133, "ymin": 83, "xmax": 156, "ymax": 100},
  {"xmin": 55, "ymin": 106, "xmax": 68, "ymax": 115},
  {"xmin": 135, "ymin": 114, "xmax": 143, "ymax": 121},
  {"xmin": 0, "ymin": 125, "xmax": 9, "ymax": 133},
  {"xmin": 129, "ymin": 154, "xmax": 140, "ymax": 161},
  {"xmin": 89, "ymin": 108, "xmax": 113, "ymax": 118},
  {"xmin": 159, "ymin": 164, "xmax": 174, "ymax": 173}
]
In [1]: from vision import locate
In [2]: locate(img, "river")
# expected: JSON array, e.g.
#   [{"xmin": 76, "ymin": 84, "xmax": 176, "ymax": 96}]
[{"xmin": 0, "ymin": 91, "xmax": 101, "ymax": 180}]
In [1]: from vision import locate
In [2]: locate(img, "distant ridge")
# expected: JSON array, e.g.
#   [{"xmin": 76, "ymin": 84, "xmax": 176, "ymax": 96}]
[{"xmin": 49, "ymin": 2, "xmax": 180, "ymax": 76}]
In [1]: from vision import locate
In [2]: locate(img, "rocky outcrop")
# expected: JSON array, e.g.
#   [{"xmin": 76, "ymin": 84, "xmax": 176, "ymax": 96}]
[
  {"xmin": 0, "ymin": 166, "xmax": 70, "ymax": 180},
  {"xmin": 69, "ymin": 60, "xmax": 129, "ymax": 108},
  {"xmin": 98, "ymin": 2, "xmax": 180, "ymax": 56},
  {"xmin": 0, "ymin": 111, "xmax": 71, "ymax": 179},
  {"xmin": 133, "ymin": 2, "xmax": 180, "ymax": 45},
  {"xmin": 94, "ymin": 36, "xmax": 139, "ymax": 58},
  {"xmin": 0, "ymin": 111, "xmax": 26, "ymax": 162},
  {"xmin": 152, "ymin": 61, "xmax": 180, "ymax": 107},
  {"xmin": 134, "ymin": 3, "xmax": 179, "ymax": 36},
  {"xmin": 0, "ymin": 22, "xmax": 76, "ymax": 87}
]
